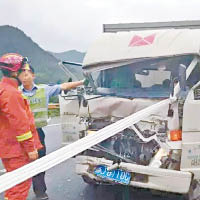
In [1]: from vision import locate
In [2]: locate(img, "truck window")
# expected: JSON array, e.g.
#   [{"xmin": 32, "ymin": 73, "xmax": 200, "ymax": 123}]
[{"xmin": 90, "ymin": 55, "xmax": 194, "ymax": 98}]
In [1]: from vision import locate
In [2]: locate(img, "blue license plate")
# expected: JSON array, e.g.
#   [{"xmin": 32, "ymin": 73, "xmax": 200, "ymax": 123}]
[{"xmin": 94, "ymin": 165, "xmax": 131, "ymax": 185}]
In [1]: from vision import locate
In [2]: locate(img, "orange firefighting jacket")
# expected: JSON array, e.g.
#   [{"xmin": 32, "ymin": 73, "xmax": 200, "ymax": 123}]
[{"xmin": 0, "ymin": 77, "xmax": 42, "ymax": 158}]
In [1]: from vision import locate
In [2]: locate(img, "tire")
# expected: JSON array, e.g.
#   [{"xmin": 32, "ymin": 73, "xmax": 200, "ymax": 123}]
[{"xmin": 82, "ymin": 175, "xmax": 99, "ymax": 185}]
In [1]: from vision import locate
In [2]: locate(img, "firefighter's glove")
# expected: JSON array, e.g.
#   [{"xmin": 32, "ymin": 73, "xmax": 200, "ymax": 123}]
[
  {"xmin": 28, "ymin": 150, "xmax": 38, "ymax": 161},
  {"xmin": 83, "ymin": 78, "xmax": 89, "ymax": 86}
]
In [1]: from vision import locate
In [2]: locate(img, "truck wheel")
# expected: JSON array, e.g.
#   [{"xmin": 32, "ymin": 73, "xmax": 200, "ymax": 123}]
[{"xmin": 82, "ymin": 175, "xmax": 99, "ymax": 185}]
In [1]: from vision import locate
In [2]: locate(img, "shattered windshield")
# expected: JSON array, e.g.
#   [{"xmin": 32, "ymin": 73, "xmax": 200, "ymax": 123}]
[{"xmin": 90, "ymin": 55, "xmax": 193, "ymax": 98}]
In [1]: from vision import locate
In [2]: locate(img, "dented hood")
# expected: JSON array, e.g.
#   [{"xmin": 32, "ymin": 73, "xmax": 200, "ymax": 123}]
[{"xmin": 79, "ymin": 96, "xmax": 166, "ymax": 119}]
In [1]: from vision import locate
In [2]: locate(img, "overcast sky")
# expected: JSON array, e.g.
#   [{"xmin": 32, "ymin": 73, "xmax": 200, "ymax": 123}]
[{"xmin": 1, "ymin": 0, "xmax": 200, "ymax": 53}]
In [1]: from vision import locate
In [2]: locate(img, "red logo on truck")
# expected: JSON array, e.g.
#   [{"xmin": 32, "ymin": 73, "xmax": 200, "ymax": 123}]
[{"xmin": 129, "ymin": 34, "xmax": 156, "ymax": 47}]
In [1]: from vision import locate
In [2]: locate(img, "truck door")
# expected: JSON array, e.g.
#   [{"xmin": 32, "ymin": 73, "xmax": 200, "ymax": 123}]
[{"xmin": 181, "ymin": 63, "xmax": 200, "ymax": 178}]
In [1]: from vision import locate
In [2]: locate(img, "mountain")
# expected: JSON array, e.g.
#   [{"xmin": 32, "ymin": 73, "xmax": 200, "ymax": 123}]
[
  {"xmin": 0, "ymin": 25, "xmax": 84, "ymax": 83},
  {"xmin": 52, "ymin": 50, "xmax": 85, "ymax": 63}
]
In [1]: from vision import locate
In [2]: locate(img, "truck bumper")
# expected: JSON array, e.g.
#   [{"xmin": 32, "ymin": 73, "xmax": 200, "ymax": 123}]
[{"xmin": 76, "ymin": 155, "xmax": 192, "ymax": 194}]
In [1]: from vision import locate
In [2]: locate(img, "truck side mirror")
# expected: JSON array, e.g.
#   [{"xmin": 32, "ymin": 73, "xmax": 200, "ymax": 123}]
[{"xmin": 179, "ymin": 64, "xmax": 186, "ymax": 91}]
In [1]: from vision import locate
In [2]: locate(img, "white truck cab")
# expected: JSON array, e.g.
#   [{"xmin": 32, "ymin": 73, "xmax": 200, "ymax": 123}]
[{"xmin": 60, "ymin": 21, "xmax": 200, "ymax": 200}]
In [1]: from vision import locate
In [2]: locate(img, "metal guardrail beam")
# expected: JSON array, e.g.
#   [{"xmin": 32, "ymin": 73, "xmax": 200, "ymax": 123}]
[
  {"xmin": 0, "ymin": 58, "xmax": 197, "ymax": 193},
  {"xmin": 0, "ymin": 99, "xmax": 170, "ymax": 193},
  {"xmin": 48, "ymin": 103, "xmax": 60, "ymax": 109}
]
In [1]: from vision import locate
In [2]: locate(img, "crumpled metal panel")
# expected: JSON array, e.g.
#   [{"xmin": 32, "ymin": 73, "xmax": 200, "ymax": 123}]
[{"xmin": 87, "ymin": 97, "xmax": 163, "ymax": 118}]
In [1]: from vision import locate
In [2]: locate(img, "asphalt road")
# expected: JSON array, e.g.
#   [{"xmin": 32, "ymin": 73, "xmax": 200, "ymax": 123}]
[{"xmin": 0, "ymin": 118, "xmax": 185, "ymax": 200}]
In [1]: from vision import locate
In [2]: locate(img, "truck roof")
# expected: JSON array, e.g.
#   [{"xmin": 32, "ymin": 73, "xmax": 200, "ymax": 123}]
[
  {"xmin": 83, "ymin": 28, "xmax": 200, "ymax": 71},
  {"xmin": 103, "ymin": 20, "xmax": 200, "ymax": 32}
]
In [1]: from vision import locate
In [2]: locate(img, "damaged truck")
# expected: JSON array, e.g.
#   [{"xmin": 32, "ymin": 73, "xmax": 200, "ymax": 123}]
[{"xmin": 59, "ymin": 21, "xmax": 200, "ymax": 199}]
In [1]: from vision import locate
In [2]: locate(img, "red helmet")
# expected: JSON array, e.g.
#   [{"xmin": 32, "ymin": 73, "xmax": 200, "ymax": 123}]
[{"xmin": 0, "ymin": 53, "xmax": 28, "ymax": 72}]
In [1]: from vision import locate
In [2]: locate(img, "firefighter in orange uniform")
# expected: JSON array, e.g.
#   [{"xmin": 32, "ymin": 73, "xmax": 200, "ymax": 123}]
[{"xmin": 0, "ymin": 53, "xmax": 42, "ymax": 200}]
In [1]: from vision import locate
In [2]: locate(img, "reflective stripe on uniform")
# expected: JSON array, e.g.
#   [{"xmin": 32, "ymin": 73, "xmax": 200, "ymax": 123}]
[
  {"xmin": 16, "ymin": 131, "xmax": 32, "ymax": 142},
  {"xmin": 21, "ymin": 93, "xmax": 28, "ymax": 100}
]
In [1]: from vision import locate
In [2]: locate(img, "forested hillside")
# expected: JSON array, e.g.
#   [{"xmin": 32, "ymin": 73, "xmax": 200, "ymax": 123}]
[{"xmin": 0, "ymin": 25, "xmax": 84, "ymax": 83}]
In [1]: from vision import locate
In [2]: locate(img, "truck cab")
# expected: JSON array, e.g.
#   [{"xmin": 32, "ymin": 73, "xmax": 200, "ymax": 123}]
[{"xmin": 60, "ymin": 23, "xmax": 200, "ymax": 200}]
